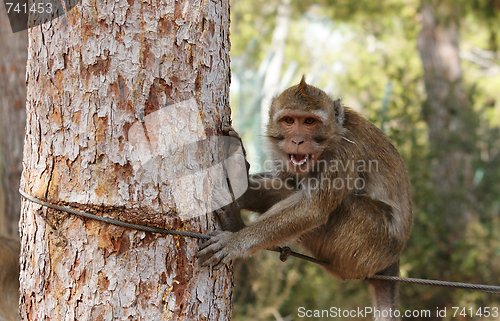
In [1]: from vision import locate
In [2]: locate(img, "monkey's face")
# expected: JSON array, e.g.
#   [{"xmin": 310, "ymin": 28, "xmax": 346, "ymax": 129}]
[
  {"xmin": 267, "ymin": 78, "xmax": 343, "ymax": 175},
  {"xmin": 267, "ymin": 109, "xmax": 330, "ymax": 174}
]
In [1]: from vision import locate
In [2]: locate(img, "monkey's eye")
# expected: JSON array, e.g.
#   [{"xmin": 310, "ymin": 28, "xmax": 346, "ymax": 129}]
[
  {"xmin": 282, "ymin": 116, "xmax": 294, "ymax": 124},
  {"xmin": 304, "ymin": 117, "xmax": 317, "ymax": 125},
  {"xmin": 272, "ymin": 134, "xmax": 285, "ymax": 141}
]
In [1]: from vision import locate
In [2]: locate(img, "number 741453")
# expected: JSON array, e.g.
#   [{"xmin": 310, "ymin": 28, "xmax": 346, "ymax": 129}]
[{"xmin": 5, "ymin": 2, "xmax": 53, "ymax": 14}]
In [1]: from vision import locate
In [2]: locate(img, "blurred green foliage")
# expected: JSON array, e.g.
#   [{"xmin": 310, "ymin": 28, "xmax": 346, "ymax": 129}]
[{"xmin": 230, "ymin": 0, "xmax": 500, "ymax": 320}]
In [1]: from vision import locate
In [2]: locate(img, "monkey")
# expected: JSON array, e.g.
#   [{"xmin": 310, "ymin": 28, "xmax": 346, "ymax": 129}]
[
  {"xmin": 198, "ymin": 77, "xmax": 413, "ymax": 320},
  {"xmin": 0, "ymin": 235, "xmax": 20, "ymax": 321}
]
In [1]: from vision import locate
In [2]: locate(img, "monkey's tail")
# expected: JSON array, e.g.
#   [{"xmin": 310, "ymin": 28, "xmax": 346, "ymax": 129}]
[{"xmin": 368, "ymin": 261, "xmax": 401, "ymax": 321}]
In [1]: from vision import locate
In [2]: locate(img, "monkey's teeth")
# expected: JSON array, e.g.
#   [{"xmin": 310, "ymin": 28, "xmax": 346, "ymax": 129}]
[{"xmin": 290, "ymin": 154, "xmax": 308, "ymax": 166}]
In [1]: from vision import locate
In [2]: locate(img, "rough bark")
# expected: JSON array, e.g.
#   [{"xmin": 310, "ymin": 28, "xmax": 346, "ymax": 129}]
[
  {"xmin": 0, "ymin": 13, "xmax": 27, "ymax": 238},
  {"xmin": 417, "ymin": 1, "xmax": 477, "ymax": 231},
  {"xmin": 19, "ymin": 0, "xmax": 234, "ymax": 320}
]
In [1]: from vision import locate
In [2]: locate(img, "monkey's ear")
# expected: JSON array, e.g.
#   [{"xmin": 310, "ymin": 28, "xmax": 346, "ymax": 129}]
[{"xmin": 333, "ymin": 98, "xmax": 345, "ymax": 126}]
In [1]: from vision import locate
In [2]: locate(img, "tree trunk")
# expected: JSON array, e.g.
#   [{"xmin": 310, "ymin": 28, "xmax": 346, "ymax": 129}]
[
  {"xmin": 417, "ymin": 1, "xmax": 476, "ymax": 234},
  {"xmin": 0, "ymin": 14, "xmax": 27, "ymax": 238},
  {"xmin": 19, "ymin": 0, "xmax": 234, "ymax": 320},
  {"xmin": 416, "ymin": 0, "xmax": 477, "ymax": 317}
]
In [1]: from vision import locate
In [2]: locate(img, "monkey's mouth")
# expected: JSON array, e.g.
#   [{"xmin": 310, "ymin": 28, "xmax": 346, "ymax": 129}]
[{"xmin": 289, "ymin": 154, "xmax": 309, "ymax": 166}]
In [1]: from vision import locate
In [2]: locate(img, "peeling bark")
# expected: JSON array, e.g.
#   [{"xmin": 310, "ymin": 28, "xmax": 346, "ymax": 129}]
[{"xmin": 20, "ymin": 0, "xmax": 233, "ymax": 320}]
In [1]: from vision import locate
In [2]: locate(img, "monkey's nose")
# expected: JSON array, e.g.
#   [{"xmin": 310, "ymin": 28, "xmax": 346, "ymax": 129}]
[{"xmin": 292, "ymin": 139, "xmax": 304, "ymax": 145}]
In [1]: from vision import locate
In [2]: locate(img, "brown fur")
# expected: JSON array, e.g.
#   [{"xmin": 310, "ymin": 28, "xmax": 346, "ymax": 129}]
[{"xmin": 198, "ymin": 78, "xmax": 412, "ymax": 321}]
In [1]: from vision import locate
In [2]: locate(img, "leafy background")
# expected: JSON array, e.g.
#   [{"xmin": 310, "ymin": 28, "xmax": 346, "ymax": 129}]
[{"xmin": 229, "ymin": 0, "xmax": 500, "ymax": 320}]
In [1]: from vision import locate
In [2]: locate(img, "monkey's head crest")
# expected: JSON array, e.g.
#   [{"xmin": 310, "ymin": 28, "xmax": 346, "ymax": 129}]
[
  {"xmin": 292, "ymin": 76, "xmax": 329, "ymax": 104},
  {"xmin": 296, "ymin": 75, "xmax": 308, "ymax": 95},
  {"xmin": 293, "ymin": 75, "xmax": 319, "ymax": 101},
  {"xmin": 289, "ymin": 76, "xmax": 345, "ymax": 127},
  {"xmin": 268, "ymin": 76, "xmax": 344, "ymax": 127}
]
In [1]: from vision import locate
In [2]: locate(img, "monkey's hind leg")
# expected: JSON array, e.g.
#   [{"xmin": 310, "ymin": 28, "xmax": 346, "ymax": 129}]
[{"xmin": 368, "ymin": 261, "xmax": 400, "ymax": 321}]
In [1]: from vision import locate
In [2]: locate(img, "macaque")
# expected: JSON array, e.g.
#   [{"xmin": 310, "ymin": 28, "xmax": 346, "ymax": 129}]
[
  {"xmin": 198, "ymin": 77, "xmax": 413, "ymax": 320},
  {"xmin": 0, "ymin": 235, "xmax": 20, "ymax": 321}
]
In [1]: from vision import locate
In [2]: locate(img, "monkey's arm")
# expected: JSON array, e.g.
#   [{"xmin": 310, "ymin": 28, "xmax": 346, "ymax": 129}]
[
  {"xmin": 198, "ymin": 185, "xmax": 346, "ymax": 267},
  {"xmin": 239, "ymin": 173, "xmax": 296, "ymax": 213},
  {"xmin": 215, "ymin": 173, "xmax": 296, "ymax": 231}
]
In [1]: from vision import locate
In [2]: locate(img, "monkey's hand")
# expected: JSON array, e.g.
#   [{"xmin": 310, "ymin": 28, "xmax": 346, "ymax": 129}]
[
  {"xmin": 222, "ymin": 126, "xmax": 250, "ymax": 173},
  {"xmin": 197, "ymin": 230, "xmax": 249, "ymax": 268},
  {"xmin": 214, "ymin": 201, "xmax": 246, "ymax": 232}
]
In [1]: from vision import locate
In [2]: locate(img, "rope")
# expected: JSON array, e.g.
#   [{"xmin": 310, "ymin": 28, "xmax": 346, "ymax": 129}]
[
  {"xmin": 18, "ymin": 189, "xmax": 323, "ymax": 265},
  {"xmin": 19, "ymin": 189, "xmax": 208, "ymax": 240},
  {"xmin": 368, "ymin": 275, "xmax": 500, "ymax": 293},
  {"xmin": 19, "ymin": 189, "xmax": 500, "ymax": 294}
]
